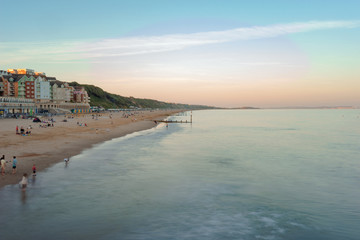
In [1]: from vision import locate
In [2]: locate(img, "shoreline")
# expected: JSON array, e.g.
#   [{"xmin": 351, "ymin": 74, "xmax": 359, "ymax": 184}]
[{"xmin": 0, "ymin": 109, "xmax": 184, "ymax": 189}]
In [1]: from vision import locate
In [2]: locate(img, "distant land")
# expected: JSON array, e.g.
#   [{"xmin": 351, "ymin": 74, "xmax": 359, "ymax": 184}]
[
  {"xmin": 225, "ymin": 106, "xmax": 357, "ymax": 110},
  {"xmin": 270, "ymin": 106, "xmax": 356, "ymax": 109},
  {"xmin": 68, "ymin": 82, "xmax": 216, "ymax": 110}
]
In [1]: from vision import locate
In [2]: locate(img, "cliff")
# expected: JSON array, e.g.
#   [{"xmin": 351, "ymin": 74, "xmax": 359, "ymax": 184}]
[{"xmin": 69, "ymin": 82, "xmax": 214, "ymax": 110}]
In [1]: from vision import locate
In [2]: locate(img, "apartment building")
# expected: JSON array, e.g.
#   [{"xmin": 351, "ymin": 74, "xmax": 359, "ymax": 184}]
[{"xmin": 1, "ymin": 69, "xmax": 91, "ymax": 114}]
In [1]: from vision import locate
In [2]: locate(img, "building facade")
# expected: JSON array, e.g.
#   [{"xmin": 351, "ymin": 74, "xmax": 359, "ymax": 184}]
[
  {"xmin": 0, "ymin": 75, "xmax": 18, "ymax": 97},
  {"xmin": 73, "ymin": 86, "xmax": 90, "ymax": 104},
  {"xmin": 0, "ymin": 97, "xmax": 36, "ymax": 115},
  {"xmin": 16, "ymin": 75, "xmax": 36, "ymax": 99},
  {"xmin": 0, "ymin": 69, "xmax": 91, "ymax": 115},
  {"xmin": 0, "ymin": 76, "xmax": 9, "ymax": 97},
  {"xmin": 35, "ymin": 76, "xmax": 51, "ymax": 102}
]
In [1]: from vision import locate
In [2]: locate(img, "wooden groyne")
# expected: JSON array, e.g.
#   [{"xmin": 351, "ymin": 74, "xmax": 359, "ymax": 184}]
[
  {"xmin": 154, "ymin": 111, "xmax": 192, "ymax": 124},
  {"xmin": 155, "ymin": 120, "xmax": 192, "ymax": 124}
]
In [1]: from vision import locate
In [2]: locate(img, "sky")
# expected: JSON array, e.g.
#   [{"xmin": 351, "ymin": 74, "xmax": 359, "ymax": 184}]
[{"xmin": 1, "ymin": 0, "xmax": 360, "ymax": 108}]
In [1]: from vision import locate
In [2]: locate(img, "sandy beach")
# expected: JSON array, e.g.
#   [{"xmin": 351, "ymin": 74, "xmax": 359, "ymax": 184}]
[{"xmin": 0, "ymin": 109, "xmax": 183, "ymax": 188}]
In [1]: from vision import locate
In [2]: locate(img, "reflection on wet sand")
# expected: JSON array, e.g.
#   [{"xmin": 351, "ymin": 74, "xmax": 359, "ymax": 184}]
[{"xmin": 21, "ymin": 191, "xmax": 26, "ymax": 205}]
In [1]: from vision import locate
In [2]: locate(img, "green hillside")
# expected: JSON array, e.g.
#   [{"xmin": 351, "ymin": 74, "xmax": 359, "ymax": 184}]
[{"xmin": 69, "ymin": 82, "xmax": 214, "ymax": 110}]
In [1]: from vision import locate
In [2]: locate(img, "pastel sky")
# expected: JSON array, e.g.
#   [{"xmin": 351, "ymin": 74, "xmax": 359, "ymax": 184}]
[{"xmin": 1, "ymin": 0, "xmax": 360, "ymax": 108}]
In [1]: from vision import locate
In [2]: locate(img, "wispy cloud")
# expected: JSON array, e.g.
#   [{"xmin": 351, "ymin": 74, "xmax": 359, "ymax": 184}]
[{"xmin": 1, "ymin": 20, "xmax": 359, "ymax": 63}]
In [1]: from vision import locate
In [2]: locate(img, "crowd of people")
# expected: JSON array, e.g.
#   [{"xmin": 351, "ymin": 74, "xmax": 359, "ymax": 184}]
[
  {"xmin": 38, "ymin": 117, "xmax": 56, "ymax": 128},
  {"xmin": 76, "ymin": 122, "xmax": 87, "ymax": 127},
  {"xmin": 16, "ymin": 125, "xmax": 32, "ymax": 136},
  {"xmin": 0, "ymin": 155, "xmax": 36, "ymax": 191},
  {"xmin": 1, "ymin": 153, "xmax": 70, "ymax": 192},
  {"xmin": 2, "ymin": 111, "xmax": 149, "ymax": 192}
]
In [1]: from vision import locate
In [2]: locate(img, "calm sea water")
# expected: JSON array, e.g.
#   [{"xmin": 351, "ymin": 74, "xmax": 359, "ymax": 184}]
[{"xmin": 1, "ymin": 109, "xmax": 359, "ymax": 240}]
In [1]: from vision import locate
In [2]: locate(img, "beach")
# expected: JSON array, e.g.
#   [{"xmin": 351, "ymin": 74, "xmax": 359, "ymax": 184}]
[{"xmin": 0, "ymin": 109, "xmax": 183, "ymax": 188}]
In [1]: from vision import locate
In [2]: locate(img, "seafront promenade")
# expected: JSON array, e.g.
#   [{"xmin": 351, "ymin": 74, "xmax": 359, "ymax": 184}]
[
  {"xmin": 0, "ymin": 96, "xmax": 91, "ymax": 116},
  {"xmin": 0, "ymin": 97, "xmax": 36, "ymax": 115},
  {"xmin": 0, "ymin": 109, "xmax": 183, "ymax": 188}
]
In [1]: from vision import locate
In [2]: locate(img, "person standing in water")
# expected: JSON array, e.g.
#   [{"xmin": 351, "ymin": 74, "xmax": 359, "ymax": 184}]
[
  {"xmin": 20, "ymin": 173, "xmax": 28, "ymax": 191},
  {"xmin": 32, "ymin": 164, "xmax": 37, "ymax": 176},
  {"xmin": 1, "ymin": 156, "xmax": 6, "ymax": 176}
]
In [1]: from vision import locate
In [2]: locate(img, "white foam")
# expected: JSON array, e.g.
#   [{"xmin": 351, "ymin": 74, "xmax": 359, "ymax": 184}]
[{"xmin": 260, "ymin": 216, "xmax": 277, "ymax": 226}]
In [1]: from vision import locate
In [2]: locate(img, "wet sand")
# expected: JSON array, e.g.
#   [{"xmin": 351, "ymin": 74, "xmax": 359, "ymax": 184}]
[{"xmin": 0, "ymin": 109, "xmax": 183, "ymax": 188}]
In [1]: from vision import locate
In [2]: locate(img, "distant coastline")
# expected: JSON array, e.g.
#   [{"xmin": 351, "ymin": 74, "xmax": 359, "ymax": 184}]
[
  {"xmin": 216, "ymin": 106, "xmax": 357, "ymax": 110},
  {"xmin": 268, "ymin": 106, "xmax": 356, "ymax": 109}
]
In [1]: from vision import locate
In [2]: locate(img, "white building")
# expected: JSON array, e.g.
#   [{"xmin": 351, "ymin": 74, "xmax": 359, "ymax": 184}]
[{"xmin": 35, "ymin": 76, "xmax": 51, "ymax": 101}]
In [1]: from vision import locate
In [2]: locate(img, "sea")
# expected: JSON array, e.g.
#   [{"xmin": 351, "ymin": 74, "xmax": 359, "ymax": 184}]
[{"xmin": 0, "ymin": 109, "xmax": 359, "ymax": 240}]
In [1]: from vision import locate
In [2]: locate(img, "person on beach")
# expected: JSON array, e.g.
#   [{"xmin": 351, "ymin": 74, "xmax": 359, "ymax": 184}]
[
  {"xmin": 20, "ymin": 173, "xmax": 28, "ymax": 191},
  {"xmin": 1, "ymin": 156, "xmax": 6, "ymax": 176},
  {"xmin": 12, "ymin": 156, "xmax": 17, "ymax": 175},
  {"xmin": 32, "ymin": 164, "xmax": 36, "ymax": 176},
  {"xmin": 16, "ymin": 125, "xmax": 19, "ymax": 135}
]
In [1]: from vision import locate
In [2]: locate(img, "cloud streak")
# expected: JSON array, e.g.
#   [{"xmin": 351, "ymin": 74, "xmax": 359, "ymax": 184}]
[
  {"xmin": 1, "ymin": 20, "xmax": 359, "ymax": 63},
  {"xmin": 76, "ymin": 20, "xmax": 360, "ymax": 58}
]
